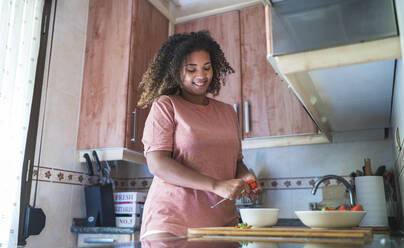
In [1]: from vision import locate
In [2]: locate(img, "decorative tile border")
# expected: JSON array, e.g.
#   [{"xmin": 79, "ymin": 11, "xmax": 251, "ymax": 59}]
[
  {"xmin": 35, "ymin": 167, "xmax": 352, "ymax": 192},
  {"xmin": 113, "ymin": 177, "xmax": 153, "ymax": 191},
  {"xmin": 34, "ymin": 166, "xmax": 96, "ymax": 186},
  {"xmin": 112, "ymin": 176, "xmax": 352, "ymax": 191},
  {"xmin": 259, "ymin": 176, "xmax": 352, "ymax": 190}
]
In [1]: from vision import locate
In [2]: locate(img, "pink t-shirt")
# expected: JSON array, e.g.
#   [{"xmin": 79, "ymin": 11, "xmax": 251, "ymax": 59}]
[{"xmin": 140, "ymin": 95, "xmax": 242, "ymax": 237}]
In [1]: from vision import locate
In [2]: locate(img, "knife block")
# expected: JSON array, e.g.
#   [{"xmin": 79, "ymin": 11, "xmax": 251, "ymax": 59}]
[{"xmin": 84, "ymin": 183, "xmax": 115, "ymax": 227}]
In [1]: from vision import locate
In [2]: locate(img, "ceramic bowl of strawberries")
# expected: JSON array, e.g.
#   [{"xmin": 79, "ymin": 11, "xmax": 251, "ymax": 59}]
[{"xmin": 295, "ymin": 204, "xmax": 366, "ymax": 228}]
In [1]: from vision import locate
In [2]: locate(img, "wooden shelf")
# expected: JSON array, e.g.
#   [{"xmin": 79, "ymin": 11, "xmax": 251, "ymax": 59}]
[
  {"xmin": 78, "ymin": 148, "xmax": 146, "ymax": 165},
  {"xmin": 242, "ymin": 133, "xmax": 331, "ymax": 150}
]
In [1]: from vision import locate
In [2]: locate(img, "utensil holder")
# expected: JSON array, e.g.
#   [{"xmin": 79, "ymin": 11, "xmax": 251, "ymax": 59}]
[{"xmin": 355, "ymin": 176, "xmax": 388, "ymax": 227}]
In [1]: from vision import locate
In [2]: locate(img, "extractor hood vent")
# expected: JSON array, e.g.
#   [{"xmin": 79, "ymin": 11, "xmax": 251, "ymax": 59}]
[{"xmin": 270, "ymin": 0, "xmax": 397, "ymax": 56}]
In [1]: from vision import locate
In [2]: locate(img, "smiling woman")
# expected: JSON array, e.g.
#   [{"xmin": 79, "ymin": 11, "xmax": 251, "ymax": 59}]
[{"xmin": 136, "ymin": 31, "xmax": 263, "ymax": 240}]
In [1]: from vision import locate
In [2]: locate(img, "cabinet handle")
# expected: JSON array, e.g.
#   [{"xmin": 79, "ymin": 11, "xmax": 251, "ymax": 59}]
[
  {"xmin": 233, "ymin": 103, "xmax": 238, "ymax": 114},
  {"xmin": 233, "ymin": 103, "xmax": 239, "ymax": 122},
  {"xmin": 130, "ymin": 109, "xmax": 137, "ymax": 142},
  {"xmin": 244, "ymin": 101, "xmax": 250, "ymax": 134},
  {"xmin": 84, "ymin": 238, "xmax": 115, "ymax": 243}
]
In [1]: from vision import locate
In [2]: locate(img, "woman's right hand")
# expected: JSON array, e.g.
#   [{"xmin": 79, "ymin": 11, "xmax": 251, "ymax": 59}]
[{"xmin": 212, "ymin": 179, "xmax": 250, "ymax": 200}]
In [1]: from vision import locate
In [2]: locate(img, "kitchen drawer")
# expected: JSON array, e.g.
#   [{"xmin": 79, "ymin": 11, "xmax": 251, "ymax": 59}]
[{"xmin": 77, "ymin": 233, "xmax": 138, "ymax": 247}]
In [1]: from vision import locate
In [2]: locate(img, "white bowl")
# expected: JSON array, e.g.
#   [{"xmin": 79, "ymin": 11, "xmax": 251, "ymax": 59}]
[
  {"xmin": 239, "ymin": 208, "xmax": 279, "ymax": 227},
  {"xmin": 295, "ymin": 210, "xmax": 367, "ymax": 228},
  {"xmin": 304, "ymin": 244, "xmax": 359, "ymax": 248}
]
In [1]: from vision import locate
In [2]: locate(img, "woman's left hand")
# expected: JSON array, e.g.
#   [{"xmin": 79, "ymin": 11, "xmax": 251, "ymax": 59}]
[{"xmin": 240, "ymin": 173, "xmax": 262, "ymax": 201}]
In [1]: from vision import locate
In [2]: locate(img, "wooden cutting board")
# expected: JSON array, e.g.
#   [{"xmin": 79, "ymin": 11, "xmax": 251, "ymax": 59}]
[
  {"xmin": 188, "ymin": 226, "xmax": 373, "ymax": 240},
  {"xmin": 188, "ymin": 236, "xmax": 370, "ymax": 246}
]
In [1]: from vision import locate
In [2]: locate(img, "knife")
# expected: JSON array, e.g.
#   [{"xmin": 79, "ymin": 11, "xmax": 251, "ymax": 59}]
[
  {"xmin": 83, "ymin": 153, "xmax": 94, "ymax": 176},
  {"xmin": 105, "ymin": 161, "xmax": 113, "ymax": 185},
  {"xmin": 92, "ymin": 150, "xmax": 106, "ymax": 184},
  {"xmin": 92, "ymin": 150, "xmax": 102, "ymax": 173},
  {"xmin": 210, "ymin": 198, "xmax": 227, "ymax": 209},
  {"xmin": 210, "ymin": 189, "xmax": 247, "ymax": 209}
]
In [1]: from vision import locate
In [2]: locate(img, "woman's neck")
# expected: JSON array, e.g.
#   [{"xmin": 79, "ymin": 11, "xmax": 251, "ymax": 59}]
[{"xmin": 180, "ymin": 93, "xmax": 209, "ymax": 105}]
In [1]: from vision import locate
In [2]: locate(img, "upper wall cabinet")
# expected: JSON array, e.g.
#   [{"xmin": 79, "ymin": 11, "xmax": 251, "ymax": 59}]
[
  {"xmin": 175, "ymin": 6, "xmax": 326, "ymax": 149},
  {"xmin": 77, "ymin": 0, "xmax": 168, "ymax": 163},
  {"xmin": 240, "ymin": 6, "xmax": 318, "ymax": 139}
]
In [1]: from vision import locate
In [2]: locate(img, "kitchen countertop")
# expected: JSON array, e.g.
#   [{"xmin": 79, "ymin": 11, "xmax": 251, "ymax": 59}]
[
  {"xmin": 70, "ymin": 224, "xmax": 137, "ymax": 234},
  {"xmin": 77, "ymin": 233, "xmax": 404, "ymax": 247}
]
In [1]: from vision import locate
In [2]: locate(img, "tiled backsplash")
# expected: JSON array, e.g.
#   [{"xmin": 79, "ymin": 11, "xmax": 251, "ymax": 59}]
[
  {"xmin": 34, "ymin": 166, "xmax": 95, "ymax": 186},
  {"xmin": 259, "ymin": 176, "xmax": 352, "ymax": 190},
  {"xmin": 113, "ymin": 177, "xmax": 153, "ymax": 191},
  {"xmin": 35, "ymin": 166, "xmax": 352, "ymax": 192},
  {"xmin": 112, "ymin": 176, "xmax": 352, "ymax": 191}
]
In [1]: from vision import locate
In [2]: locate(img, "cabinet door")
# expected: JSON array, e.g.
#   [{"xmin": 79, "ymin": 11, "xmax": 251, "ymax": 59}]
[
  {"xmin": 175, "ymin": 12, "xmax": 243, "ymax": 131},
  {"xmin": 240, "ymin": 6, "xmax": 317, "ymax": 138},
  {"xmin": 78, "ymin": 0, "xmax": 169, "ymax": 152},
  {"xmin": 78, "ymin": 0, "xmax": 132, "ymax": 150},
  {"xmin": 125, "ymin": 0, "xmax": 169, "ymax": 151}
]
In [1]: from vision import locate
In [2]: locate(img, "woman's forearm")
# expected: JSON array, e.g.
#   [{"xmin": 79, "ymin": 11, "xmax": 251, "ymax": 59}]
[
  {"xmin": 146, "ymin": 151, "xmax": 217, "ymax": 193},
  {"xmin": 146, "ymin": 151, "xmax": 249, "ymax": 200}
]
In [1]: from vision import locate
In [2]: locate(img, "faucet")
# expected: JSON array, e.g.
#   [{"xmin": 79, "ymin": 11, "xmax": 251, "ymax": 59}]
[{"xmin": 311, "ymin": 175, "xmax": 355, "ymax": 208}]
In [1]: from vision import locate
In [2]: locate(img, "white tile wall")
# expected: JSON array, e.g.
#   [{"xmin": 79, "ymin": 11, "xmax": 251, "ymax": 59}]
[
  {"xmin": 244, "ymin": 138, "xmax": 394, "ymax": 179},
  {"xmin": 291, "ymin": 189, "xmax": 322, "ymax": 213},
  {"xmin": 241, "ymin": 137, "xmax": 395, "ymax": 218},
  {"xmin": 261, "ymin": 189, "xmax": 293, "ymax": 218}
]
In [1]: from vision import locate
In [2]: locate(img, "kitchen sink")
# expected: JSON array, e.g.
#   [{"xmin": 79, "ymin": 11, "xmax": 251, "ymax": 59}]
[{"xmin": 274, "ymin": 218, "xmax": 305, "ymax": 227}]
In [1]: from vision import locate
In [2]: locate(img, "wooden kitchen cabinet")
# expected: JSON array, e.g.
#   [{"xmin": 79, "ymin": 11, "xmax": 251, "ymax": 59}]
[
  {"xmin": 77, "ymin": 0, "xmax": 169, "ymax": 157},
  {"xmin": 240, "ymin": 6, "xmax": 318, "ymax": 138},
  {"xmin": 175, "ymin": 5, "xmax": 318, "ymax": 142}
]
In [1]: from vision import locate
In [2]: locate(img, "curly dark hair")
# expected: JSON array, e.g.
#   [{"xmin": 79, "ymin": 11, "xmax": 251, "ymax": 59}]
[{"xmin": 137, "ymin": 30, "xmax": 235, "ymax": 108}]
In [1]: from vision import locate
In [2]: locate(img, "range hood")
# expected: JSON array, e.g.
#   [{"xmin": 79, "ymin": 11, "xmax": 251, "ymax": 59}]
[
  {"xmin": 266, "ymin": 0, "xmax": 402, "ymax": 138},
  {"xmin": 270, "ymin": 0, "xmax": 397, "ymax": 56}
]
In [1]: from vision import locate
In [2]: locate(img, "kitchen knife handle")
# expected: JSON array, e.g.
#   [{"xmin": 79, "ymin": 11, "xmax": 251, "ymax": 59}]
[
  {"xmin": 92, "ymin": 150, "xmax": 102, "ymax": 172},
  {"xmin": 364, "ymin": 158, "xmax": 372, "ymax": 176},
  {"xmin": 83, "ymin": 153, "xmax": 94, "ymax": 176},
  {"xmin": 130, "ymin": 109, "xmax": 137, "ymax": 142},
  {"xmin": 244, "ymin": 101, "xmax": 250, "ymax": 134}
]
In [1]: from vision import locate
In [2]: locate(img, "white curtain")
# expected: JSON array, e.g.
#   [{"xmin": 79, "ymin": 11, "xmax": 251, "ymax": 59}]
[{"xmin": 0, "ymin": 0, "xmax": 44, "ymax": 246}]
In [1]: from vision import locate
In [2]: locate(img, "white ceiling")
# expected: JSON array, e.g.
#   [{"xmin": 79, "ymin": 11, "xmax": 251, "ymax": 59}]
[
  {"xmin": 168, "ymin": 0, "xmax": 261, "ymax": 18},
  {"xmin": 308, "ymin": 60, "xmax": 395, "ymax": 132}
]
